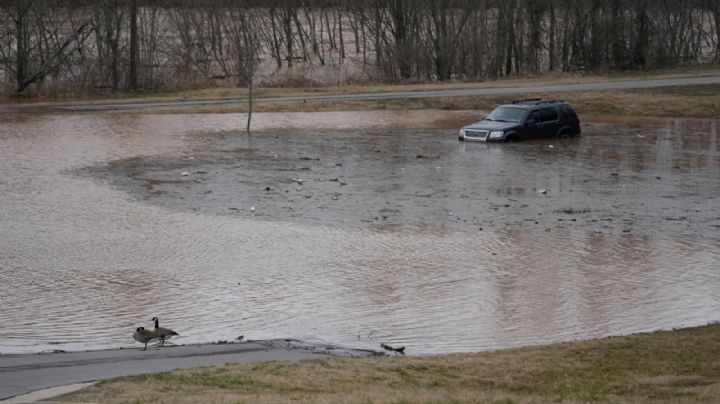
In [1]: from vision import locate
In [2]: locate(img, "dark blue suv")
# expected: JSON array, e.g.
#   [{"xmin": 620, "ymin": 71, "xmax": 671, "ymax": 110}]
[{"xmin": 459, "ymin": 99, "xmax": 581, "ymax": 142}]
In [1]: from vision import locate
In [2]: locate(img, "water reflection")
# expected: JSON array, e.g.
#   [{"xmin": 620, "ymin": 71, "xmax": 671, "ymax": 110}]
[{"xmin": 0, "ymin": 111, "xmax": 718, "ymax": 355}]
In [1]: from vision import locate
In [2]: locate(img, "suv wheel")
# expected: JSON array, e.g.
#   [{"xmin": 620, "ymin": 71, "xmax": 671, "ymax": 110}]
[{"xmin": 557, "ymin": 129, "xmax": 573, "ymax": 138}]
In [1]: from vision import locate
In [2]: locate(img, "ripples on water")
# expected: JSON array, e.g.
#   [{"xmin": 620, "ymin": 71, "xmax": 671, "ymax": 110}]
[{"xmin": 0, "ymin": 112, "xmax": 719, "ymax": 355}]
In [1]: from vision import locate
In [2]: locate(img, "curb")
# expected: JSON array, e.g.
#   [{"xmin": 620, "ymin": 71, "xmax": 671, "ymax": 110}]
[{"xmin": 1, "ymin": 382, "xmax": 97, "ymax": 404}]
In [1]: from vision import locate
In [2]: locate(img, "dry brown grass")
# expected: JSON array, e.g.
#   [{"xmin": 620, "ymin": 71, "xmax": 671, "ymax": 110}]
[
  {"xmin": 132, "ymin": 84, "xmax": 720, "ymax": 120},
  {"xmin": 56, "ymin": 323, "xmax": 720, "ymax": 403},
  {"xmin": 5, "ymin": 64, "xmax": 720, "ymax": 107}
]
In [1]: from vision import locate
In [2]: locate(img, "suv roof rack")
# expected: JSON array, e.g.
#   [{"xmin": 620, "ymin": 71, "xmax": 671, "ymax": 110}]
[
  {"xmin": 511, "ymin": 99, "xmax": 566, "ymax": 105},
  {"xmin": 511, "ymin": 98, "xmax": 542, "ymax": 104}
]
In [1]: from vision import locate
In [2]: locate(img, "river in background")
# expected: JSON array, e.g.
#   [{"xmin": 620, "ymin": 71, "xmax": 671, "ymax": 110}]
[{"xmin": 0, "ymin": 110, "xmax": 718, "ymax": 355}]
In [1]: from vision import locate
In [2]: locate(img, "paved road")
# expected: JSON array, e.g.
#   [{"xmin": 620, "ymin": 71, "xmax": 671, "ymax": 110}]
[
  {"xmin": 54, "ymin": 76, "xmax": 720, "ymax": 112},
  {"xmin": 0, "ymin": 342, "xmax": 329, "ymax": 401}
]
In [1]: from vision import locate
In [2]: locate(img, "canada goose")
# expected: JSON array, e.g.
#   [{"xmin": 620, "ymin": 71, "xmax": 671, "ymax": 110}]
[
  {"xmin": 151, "ymin": 317, "xmax": 178, "ymax": 347},
  {"xmin": 133, "ymin": 327, "xmax": 156, "ymax": 350}
]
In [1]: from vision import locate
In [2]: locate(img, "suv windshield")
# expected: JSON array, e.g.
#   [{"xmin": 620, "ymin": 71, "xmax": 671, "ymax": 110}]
[{"xmin": 485, "ymin": 106, "xmax": 526, "ymax": 123}]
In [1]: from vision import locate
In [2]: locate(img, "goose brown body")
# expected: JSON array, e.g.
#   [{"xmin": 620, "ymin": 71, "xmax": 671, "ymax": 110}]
[
  {"xmin": 152, "ymin": 317, "xmax": 178, "ymax": 347},
  {"xmin": 132, "ymin": 327, "xmax": 156, "ymax": 350}
]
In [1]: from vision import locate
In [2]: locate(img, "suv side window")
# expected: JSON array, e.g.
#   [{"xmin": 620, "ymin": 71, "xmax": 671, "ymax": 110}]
[
  {"xmin": 527, "ymin": 111, "xmax": 540, "ymax": 124},
  {"xmin": 540, "ymin": 108, "xmax": 559, "ymax": 122}
]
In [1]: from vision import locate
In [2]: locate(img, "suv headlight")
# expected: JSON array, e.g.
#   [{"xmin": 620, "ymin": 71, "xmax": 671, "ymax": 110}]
[
  {"xmin": 458, "ymin": 129, "xmax": 466, "ymax": 137},
  {"xmin": 489, "ymin": 131, "xmax": 504, "ymax": 139}
]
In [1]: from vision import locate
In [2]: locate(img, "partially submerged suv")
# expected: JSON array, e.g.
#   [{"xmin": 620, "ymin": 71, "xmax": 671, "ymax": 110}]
[{"xmin": 459, "ymin": 99, "xmax": 581, "ymax": 142}]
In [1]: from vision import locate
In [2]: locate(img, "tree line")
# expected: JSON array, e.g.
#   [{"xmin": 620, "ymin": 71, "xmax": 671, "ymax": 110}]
[{"xmin": 1, "ymin": 0, "xmax": 719, "ymax": 94}]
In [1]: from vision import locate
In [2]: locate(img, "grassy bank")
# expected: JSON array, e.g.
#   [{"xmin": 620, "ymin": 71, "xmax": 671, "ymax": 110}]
[
  {"xmin": 57, "ymin": 324, "xmax": 720, "ymax": 403},
  {"xmin": 0, "ymin": 65, "xmax": 720, "ymax": 117},
  {"xmin": 140, "ymin": 84, "xmax": 720, "ymax": 120}
]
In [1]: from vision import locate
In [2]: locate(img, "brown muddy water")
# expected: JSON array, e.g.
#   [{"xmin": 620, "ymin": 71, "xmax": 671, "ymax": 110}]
[{"xmin": 0, "ymin": 110, "xmax": 719, "ymax": 356}]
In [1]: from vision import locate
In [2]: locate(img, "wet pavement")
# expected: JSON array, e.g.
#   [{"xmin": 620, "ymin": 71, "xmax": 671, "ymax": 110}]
[{"xmin": 0, "ymin": 110, "xmax": 719, "ymax": 359}]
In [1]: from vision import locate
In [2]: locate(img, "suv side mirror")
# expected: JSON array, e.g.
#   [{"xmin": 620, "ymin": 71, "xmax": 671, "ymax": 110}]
[{"xmin": 526, "ymin": 118, "xmax": 536, "ymax": 126}]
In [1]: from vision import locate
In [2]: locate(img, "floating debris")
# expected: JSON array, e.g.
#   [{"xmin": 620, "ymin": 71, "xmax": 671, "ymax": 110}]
[
  {"xmin": 181, "ymin": 171, "xmax": 191, "ymax": 177},
  {"xmin": 381, "ymin": 343, "xmax": 405, "ymax": 355}
]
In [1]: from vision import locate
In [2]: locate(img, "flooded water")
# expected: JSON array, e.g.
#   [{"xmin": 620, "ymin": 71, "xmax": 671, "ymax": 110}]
[{"xmin": 0, "ymin": 111, "xmax": 719, "ymax": 355}]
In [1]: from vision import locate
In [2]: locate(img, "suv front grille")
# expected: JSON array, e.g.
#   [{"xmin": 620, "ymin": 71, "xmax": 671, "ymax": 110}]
[{"xmin": 465, "ymin": 129, "xmax": 488, "ymax": 140}]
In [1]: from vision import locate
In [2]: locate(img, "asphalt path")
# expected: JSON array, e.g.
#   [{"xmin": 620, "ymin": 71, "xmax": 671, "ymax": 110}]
[
  {"xmin": 54, "ymin": 75, "xmax": 720, "ymax": 112},
  {"xmin": 0, "ymin": 342, "xmax": 329, "ymax": 401}
]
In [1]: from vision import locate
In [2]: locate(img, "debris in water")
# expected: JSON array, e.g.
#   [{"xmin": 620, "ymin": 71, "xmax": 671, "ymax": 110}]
[
  {"xmin": 181, "ymin": 172, "xmax": 191, "ymax": 177},
  {"xmin": 537, "ymin": 189, "xmax": 548, "ymax": 194},
  {"xmin": 381, "ymin": 343, "xmax": 405, "ymax": 355},
  {"xmin": 250, "ymin": 207, "xmax": 256, "ymax": 212}
]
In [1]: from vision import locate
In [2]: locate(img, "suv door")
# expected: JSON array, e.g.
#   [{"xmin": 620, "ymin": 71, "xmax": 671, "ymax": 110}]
[
  {"xmin": 538, "ymin": 108, "xmax": 561, "ymax": 138},
  {"xmin": 524, "ymin": 110, "xmax": 541, "ymax": 140}
]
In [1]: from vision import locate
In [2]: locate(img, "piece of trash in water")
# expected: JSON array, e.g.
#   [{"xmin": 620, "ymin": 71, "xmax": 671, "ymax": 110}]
[
  {"xmin": 548, "ymin": 145, "xmax": 555, "ymax": 148},
  {"xmin": 335, "ymin": 161, "xmax": 343, "ymax": 167},
  {"xmin": 181, "ymin": 171, "xmax": 191, "ymax": 176},
  {"xmin": 537, "ymin": 189, "xmax": 548, "ymax": 194},
  {"xmin": 250, "ymin": 207, "xmax": 256, "ymax": 212},
  {"xmin": 237, "ymin": 335, "xmax": 244, "ymax": 341},
  {"xmin": 188, "ymin": 156, "xmax": 195, "ymax": 160},
  {"xmin": 381, "ymin": 343, "xmax": 405, "ymax": 355},
  {"xmin": 292, "ymin": 178, "xmax": 304, "ymax": 185}
]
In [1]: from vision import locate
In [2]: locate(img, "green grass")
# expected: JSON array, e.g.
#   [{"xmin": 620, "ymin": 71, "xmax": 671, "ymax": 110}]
[{"xmin": 56, "ymin": 323, "xmax": 720, "ymax": 403}]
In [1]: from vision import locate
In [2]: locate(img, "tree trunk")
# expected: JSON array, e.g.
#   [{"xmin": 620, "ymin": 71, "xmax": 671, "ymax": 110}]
[
  {"xmin": 129, "ymin": 0, "xmax": 138, "ymax": 90},
  {"xmin": 15, "ymin": 7, "xmax": 27, "ymax": 92}
]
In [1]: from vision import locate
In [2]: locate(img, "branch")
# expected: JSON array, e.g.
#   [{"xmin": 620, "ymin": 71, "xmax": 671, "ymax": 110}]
[{"xmin": 17, "ymin": 21, "xmax": 93, "ymax": 92}]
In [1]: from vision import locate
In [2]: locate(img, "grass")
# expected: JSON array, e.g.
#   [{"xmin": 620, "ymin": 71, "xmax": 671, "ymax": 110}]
[
  {"xmin": 133, "ymin": 84, "xmax": 720, "ymax": 120},
  {"xmin": 4, "ymin": 64, "xmax": 720, "ymax": 107},
  {"xmin": 56, "ymin": 323, "xmax": 720, "ymax": 403}
]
